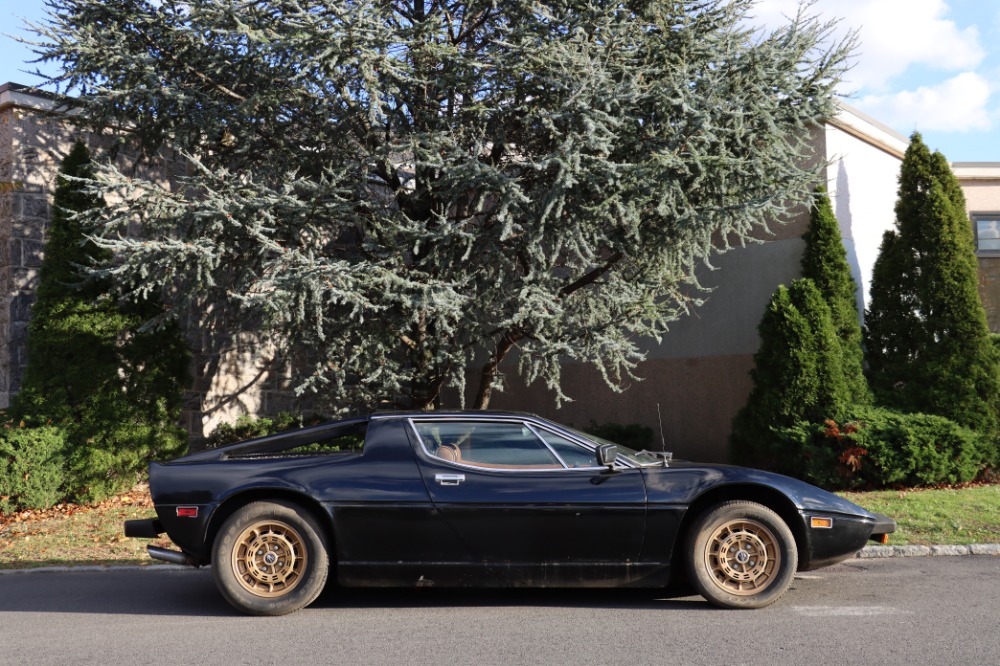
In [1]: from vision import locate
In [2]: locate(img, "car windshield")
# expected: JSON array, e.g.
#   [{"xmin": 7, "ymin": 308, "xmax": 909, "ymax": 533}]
[{"xmin": 561, "ymin": 425, "xmax": 667, "ymax": 467}]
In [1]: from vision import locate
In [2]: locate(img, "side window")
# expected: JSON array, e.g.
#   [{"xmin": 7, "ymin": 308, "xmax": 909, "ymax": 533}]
[
  {"xmin": 535, "ymin": 429, "xmax": 599, "ymax": 468},
  {"xmin": 414, "ymin": 421, "xmax": 562, "ymax": 469}
]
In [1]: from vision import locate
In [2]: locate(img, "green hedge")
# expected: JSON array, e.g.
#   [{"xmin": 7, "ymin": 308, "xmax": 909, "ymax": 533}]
[
  {"xmin": 0, "ymin": 424, "xmax": 67, "ymax": 512},
  {"xmin": 760, "ymin": 407, "xmax": 990, "ymax": 489}
]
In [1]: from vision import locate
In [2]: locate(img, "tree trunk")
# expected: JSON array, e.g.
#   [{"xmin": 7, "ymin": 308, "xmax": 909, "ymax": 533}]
[{"xmin": 473, "ymin": 330, "xmax": 521, "ymax": 409}]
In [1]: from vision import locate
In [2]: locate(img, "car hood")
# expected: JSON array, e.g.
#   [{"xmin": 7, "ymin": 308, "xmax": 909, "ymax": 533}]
[{"xmin": 642, "ymin": 460, "xmax": 877, "ymax": 519}]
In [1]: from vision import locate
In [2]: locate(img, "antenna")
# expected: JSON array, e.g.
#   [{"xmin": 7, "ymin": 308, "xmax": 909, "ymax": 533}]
[{"xmin": 656, "ymin": 403, "xmax": 667, "ymax": 451}]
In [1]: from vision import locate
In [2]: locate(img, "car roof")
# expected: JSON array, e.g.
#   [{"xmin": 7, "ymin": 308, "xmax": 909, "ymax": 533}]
[{"xmin": 370, "ymin": 410, "xmax": 540, "ymax": 420}]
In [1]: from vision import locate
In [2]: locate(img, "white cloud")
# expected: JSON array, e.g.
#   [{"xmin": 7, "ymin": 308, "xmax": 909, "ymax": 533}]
[
  {"xmin": 750, "ymin": 0, "xmax": 984, "ymax": 91},
  {"xmin": 855, "ymin": 72, "xmax": 993, "ymax": 132}
]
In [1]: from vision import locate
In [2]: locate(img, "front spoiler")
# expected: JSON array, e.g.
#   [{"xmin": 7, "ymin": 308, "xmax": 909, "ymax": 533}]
[{"xmin": 869, "ymin": 512, "xmax": 897, "ymax": 542}]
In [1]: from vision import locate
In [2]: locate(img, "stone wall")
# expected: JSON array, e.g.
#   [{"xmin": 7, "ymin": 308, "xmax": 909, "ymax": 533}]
[{"xmin": 0, "ymin": 86, "xmax": 76, "ymax": 407}]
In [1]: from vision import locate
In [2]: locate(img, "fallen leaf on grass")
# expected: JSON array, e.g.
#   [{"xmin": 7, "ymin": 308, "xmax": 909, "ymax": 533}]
[{"xmin": 0, "ymin": 484, "xmax": 154, "ymax": 531}]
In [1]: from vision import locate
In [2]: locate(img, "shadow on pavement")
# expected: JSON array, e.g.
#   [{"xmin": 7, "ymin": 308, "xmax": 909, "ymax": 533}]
[{"xmin": 0, "ymin": 566, "xmax": 713, "ymax": 616}]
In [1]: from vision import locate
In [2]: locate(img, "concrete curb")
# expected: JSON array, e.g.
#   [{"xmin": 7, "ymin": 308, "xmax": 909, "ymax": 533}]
[{"xmin": 856, "ymin": 543, "xmax": 1000, "ymax": 559}]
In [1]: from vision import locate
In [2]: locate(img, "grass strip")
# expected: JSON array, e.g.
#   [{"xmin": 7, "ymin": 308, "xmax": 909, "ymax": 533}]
[{"xmin": 841, "ymin": 484, "xmax": 1000, "ymax": 546}]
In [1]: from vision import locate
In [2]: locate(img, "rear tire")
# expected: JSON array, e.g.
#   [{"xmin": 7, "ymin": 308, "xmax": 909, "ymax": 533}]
[
  {"xmin": 213, "ymin": 500, "xmax": 329, "ymax": 616},
  {"xmin": 686, "ymin": 500, "xmax": 797, "ymax": 609}
]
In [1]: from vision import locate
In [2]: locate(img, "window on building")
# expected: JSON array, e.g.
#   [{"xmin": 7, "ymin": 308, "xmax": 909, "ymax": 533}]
[{"xmin": 974, "ymin": 215, "xmax": 1000, "ymax": 254}]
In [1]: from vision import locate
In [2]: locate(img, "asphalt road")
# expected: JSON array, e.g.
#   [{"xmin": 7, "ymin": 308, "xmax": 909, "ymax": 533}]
[{"xmin": 1, "ymin": 556, "xmax": 999, "ymax": 666}]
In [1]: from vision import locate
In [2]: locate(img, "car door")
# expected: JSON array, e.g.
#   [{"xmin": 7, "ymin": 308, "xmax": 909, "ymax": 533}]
[{"xmin": 408, "ymin": 417, "xmax": 649, "ymax": 586}]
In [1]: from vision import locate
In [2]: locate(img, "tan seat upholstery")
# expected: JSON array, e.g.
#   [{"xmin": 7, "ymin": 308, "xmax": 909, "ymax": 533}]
[{"xmin": 435, "ymin": 444, "xmax": 462, "ymax": 462}]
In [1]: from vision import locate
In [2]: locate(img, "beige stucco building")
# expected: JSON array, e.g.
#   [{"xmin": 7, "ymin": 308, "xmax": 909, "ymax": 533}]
[{"xmin": 3, "ymin": 82, "xmax": 999, "ymax": 458}]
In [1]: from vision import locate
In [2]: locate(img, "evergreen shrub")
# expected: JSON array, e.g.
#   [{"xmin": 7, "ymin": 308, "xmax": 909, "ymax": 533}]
[
  {"xmin": 865, "ymin": 134, "xmax": 1000, "ymax": 438},
  {"xmin": 0, "ymin": 423, "xmax": 67, "ymax": 512},
  {"xmin": 11, "ymin": 141, "xmax": 191, "ymax": 505},
  {"xmin": 800, "ymin": 188, "xmax": 871, "ymax": 406},
  {"xmin": 730, "ymin": 278, "xmax": 853, "ymax": 468},
  {"xmin": 766, "ymin": 407, "xmax": 988, "ymax": 489}
]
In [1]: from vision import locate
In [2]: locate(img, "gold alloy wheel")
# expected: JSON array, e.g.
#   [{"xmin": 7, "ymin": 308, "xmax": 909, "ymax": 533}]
[
  {"xmin": 703, "ymin": 518, "xmax": 781, "ymax": 595},
  {"xmin": 231, "ymin": 520, "xmax": 307, "ymax": 598}
]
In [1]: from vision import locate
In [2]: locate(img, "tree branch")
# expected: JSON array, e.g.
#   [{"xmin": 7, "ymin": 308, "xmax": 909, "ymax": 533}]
[{"xmin": 559, "ymin": 252, "xmax": 623, "ymax": 298}]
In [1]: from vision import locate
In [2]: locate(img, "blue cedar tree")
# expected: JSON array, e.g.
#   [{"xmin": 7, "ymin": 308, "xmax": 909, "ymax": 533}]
[{"xmin": 32, "ymin": 0, "xmax": 854, "ymax": 411}]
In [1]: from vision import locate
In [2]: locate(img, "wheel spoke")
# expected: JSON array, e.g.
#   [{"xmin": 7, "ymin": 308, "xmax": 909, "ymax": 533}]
[
  {"xmin": 231, "ymin": 520, "xmax": 308, "ymax": 598},
  {"xmin": 703, "ymin": 518, "xmax": 781, "ymax": 596}
]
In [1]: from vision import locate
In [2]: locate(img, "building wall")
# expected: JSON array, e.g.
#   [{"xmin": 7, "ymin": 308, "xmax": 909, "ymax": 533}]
[
  {"xmin": 0, "ymin": 85, "xmax": 77, "ymax": 407},
  {"xmin": 955, "ymin": 163, "xmax": 1000, "ymax": 332},
  {"xmin": 823, "ymin": 107, "xmax": 908, "ymax": 317}
]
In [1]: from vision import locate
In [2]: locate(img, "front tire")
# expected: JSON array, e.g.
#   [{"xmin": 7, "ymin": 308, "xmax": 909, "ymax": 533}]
[
  {"xmin": 213, "ymin": 500, "xmax": 329, "ymax": 616},
  {"xmin": 686, "ymin": 501, "xmax": 797, "ymax": 609}
]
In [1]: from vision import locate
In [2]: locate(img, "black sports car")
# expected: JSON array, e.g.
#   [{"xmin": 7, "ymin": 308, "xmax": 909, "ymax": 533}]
[{"xmin": 125, "ymin": 411, "xmax": 895, "ymax": 615}]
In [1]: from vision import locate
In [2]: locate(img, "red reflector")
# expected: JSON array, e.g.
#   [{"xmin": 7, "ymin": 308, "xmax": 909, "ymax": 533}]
[{"xmin": 176, "ymin": 507, "xmax": 198, "ymax": 518}]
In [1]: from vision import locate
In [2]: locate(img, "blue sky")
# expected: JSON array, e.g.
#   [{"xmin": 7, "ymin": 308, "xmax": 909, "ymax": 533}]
[{"xmin": 3, "ymin": 0, "xmax": 999, "ymax": 162}]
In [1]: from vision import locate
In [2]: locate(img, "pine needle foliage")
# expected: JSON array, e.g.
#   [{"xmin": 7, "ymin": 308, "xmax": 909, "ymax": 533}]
[
  {"xmin": 864, "ymin": 133, "xmax": 1000, "ymax": 437},
  {"xmin": 32, "ymin": 0, "xmax": 853, "ymax": 411},
  {"xmin": 800, "ymin": 187, "xmax": 871, "ymax": 405},
  {"xmin": 12, "ymin": 141, "xmax": 190, "ymax": 503}
]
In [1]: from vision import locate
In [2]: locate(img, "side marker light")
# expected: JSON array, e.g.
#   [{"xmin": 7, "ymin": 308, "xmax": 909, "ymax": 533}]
[
  {"xmin": 810, "ymin": 516, "xmax": 833, "ymax": 529},
  {"xmin": 176, "ymin": 506, "xmax": 199, "ymax": 518}
]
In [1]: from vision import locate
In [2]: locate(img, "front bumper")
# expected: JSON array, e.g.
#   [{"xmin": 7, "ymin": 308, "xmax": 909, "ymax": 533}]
[
  {"xmin": 868, "ymin": 513, "xmax": 896, "ymax": 544},
  {"xmin": 869, "ymin": 512, "xmax": 897, "ymax": 540},
  {"xmin": 801, "ymin": 510, "xmax": 897, "ymax": 570}
]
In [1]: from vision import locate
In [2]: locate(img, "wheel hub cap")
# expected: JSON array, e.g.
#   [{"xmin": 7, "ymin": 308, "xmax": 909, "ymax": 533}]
[
  {"xmin": 231, "ymin": 521, "xmax": 307, "ymax": 598},
  {"xmin": 704, "ymin": 519, "xmax": 780, "ymax": 595}
]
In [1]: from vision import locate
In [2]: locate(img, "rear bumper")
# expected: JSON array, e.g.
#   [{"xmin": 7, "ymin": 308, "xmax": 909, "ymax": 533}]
[{"xmin": 124, "ymin": 518, "xmax": 164, "ymax": 539}]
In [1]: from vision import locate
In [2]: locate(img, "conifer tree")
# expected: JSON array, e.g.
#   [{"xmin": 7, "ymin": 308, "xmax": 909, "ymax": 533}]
[
  {"xmin": 731, "ymin": 278, "xmax": 851, "ymax": 467},
  {"xmin": 801, "ymin": 187, "xmax": 871, "ymax": 405},
  {"xmin": 33, "ymin": 0, "xmax": 853, "ymax": 412},
  {"xmin": 864, "ymin": 133, "xmax": 1000, "ymax": 436},
  {"xmin": 13, "ymin": 141, "xmax": 190, "ymax": 502}
]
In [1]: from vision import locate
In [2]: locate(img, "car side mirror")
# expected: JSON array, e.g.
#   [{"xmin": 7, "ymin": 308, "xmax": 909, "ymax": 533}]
[{"xmin": 596, "ymin": 444, "xmax": 618, "ymax": 470}]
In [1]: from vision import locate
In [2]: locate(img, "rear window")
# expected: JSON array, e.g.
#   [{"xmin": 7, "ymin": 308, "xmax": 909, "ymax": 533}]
[{"xmin": 223, "ymin": 421, "xmax": 367, "ymax": 459}]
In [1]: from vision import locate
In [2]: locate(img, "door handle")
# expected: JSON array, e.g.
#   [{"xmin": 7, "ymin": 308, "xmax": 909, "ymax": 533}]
[{"xmin": 435, "ymin": 474, "xmax": 465, "ymax": 486}]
